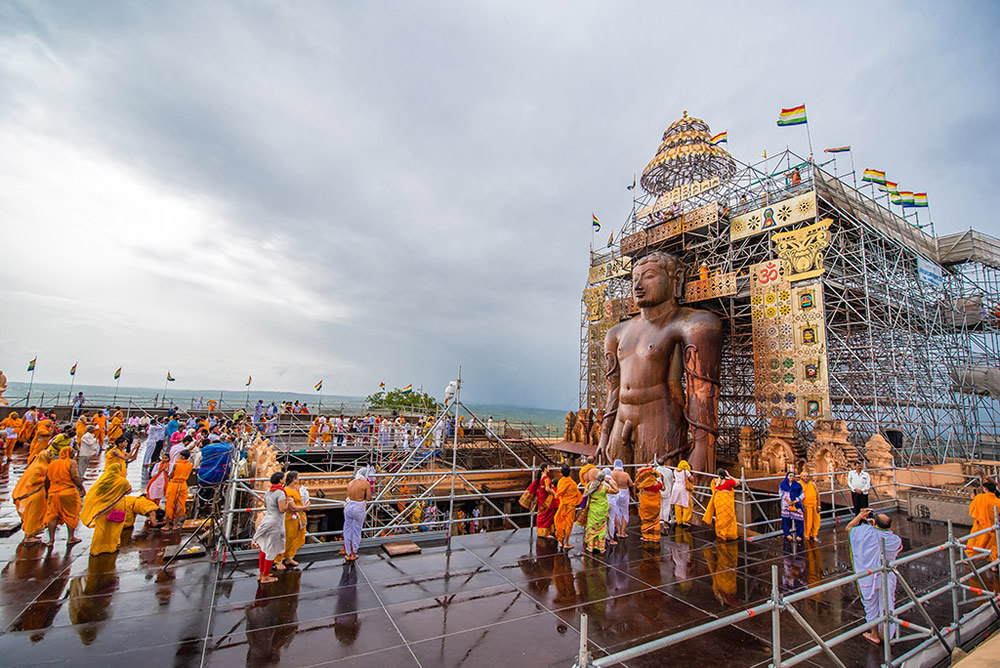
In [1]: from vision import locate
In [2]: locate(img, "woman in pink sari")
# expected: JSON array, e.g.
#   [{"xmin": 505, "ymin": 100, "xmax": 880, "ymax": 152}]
[{"xmin": 532, "ymin": 463, "xmax": 557, "ymax": 539}]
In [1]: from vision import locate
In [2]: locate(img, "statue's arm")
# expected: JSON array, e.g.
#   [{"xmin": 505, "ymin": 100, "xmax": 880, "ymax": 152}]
[
  {"xmin": 684, "ymin": 312, "xmax": 722, "ymax": 472},
  {"xmin": 597, "ymin": 328, "xmax": 621, "ymax": 461}
]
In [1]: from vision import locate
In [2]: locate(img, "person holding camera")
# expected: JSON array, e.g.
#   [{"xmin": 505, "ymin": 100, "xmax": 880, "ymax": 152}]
[{"xmin": 847, "ymin": 507, "xmax": 902, "ymax": 645}]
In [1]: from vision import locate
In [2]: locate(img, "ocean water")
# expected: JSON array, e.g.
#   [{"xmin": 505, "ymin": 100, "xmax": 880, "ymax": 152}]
[{"xmin": 1, "ymin": 381, "xmax": 567, "ymax": 434}]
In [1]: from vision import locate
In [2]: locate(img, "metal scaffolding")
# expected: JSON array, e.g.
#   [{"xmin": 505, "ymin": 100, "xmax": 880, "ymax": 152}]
[{"xmin": 581, "ymin": 119, "xmax": 1000, "ymax": 464}]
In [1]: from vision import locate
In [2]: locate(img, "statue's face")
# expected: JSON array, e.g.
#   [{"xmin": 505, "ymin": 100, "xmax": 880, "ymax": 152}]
[{"xmin": 632, "ymin": 260, "xmax": 673, "ymax": 307}]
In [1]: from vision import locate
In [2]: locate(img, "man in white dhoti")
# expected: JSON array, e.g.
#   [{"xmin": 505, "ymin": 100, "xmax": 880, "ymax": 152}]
[
  {"xmin": 848, "ymin": 508, "xmax": 902, "ymax": 645},
  {"xmin": 608, "ymin": 460, "xmax": 632, "ymax": 542},
  {"xmin": 655, "ymin": 455, "xmax": 675, "ymax": 527},
  {"xmin": 343, "ymin": 469, "xmax": 371, "ymax": 561}
]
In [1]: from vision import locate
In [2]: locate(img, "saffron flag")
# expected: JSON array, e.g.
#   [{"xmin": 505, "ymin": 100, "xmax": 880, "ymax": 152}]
[
  {"xmin": 69, "ymin": 362, "xmax": 77, "ymax": 376},
  {"xmin": 913, "ymin": 192, "xmax": 928, "ymax": 207},
  {"xmin": 777, "ymin": 105, "xmax": 807, "ymax": 127},
  {"xmin": 710, "ymin": 131, "xmax": 728, "ymax": 145},
  {"xmin": 27, "ymin": 357, "xmax": 36, "ymax": 372},
  {"xmin": 607, "ymin": 232, "xmax": 614, "ymax": 248},
  {"xmin": 401, "ymin": 384, "xmax": 413, "ymax": 394},
  {"xmin": 627, "ymin": 174, "xmax": 636, "ymax": 190},
  {"xmin": 824, "ymin": 146, "xmax": 851, "ymax": 153},
  {"xmin": 246, "ymin": 375, "xmax": 252, "ymax": 387},
  {"xmin": 592, "ymin": 213, "xmax": 600, "ymax": 232},
  {"xmin": 167, "ymin": 371, "xmax": 175, "ymax": 382},
  {"xmin": 114, "ymin": 367, "xmax": 122, "ymax": 380},
  {"xmin": 315, "ymin": 380, "xmax": 323, "ymax": 392},
  {"xmin": 862, "ymin": 169, "xmax": 887, "ymax": 185}
]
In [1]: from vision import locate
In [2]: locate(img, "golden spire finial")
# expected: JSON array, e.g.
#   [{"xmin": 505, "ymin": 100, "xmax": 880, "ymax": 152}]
[{"xmin": 683, "ymin": 110, "xmax": 688, "ymax": 118}]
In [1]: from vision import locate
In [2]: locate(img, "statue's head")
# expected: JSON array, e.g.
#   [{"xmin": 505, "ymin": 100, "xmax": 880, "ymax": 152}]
[{"xmin": 632, "ymin": 251, "xmax": 684, "ymax": 307}]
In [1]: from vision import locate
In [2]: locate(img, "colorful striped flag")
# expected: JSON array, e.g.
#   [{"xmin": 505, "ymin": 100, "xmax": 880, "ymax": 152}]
[
  {"xmin": 245, "ymin": 375, "xmax": 252, "ymax": 387},
  {"xmin": 880, "ymin": 181, "xmax": 899, "ymax": 194},
  {"xmin": 401, "ymin": 384, "xmax": 413, "ymax": 394},
  {"xmin": 114, "ymin": 367, "xmax": 122, "ymax": 380},
  {"xmin": 379, "ymin": 381, "xmax": 385, "ymax": 389},
  {"xmin": 913, "ymin": 192, "xmax": 928, "ymax": 207},
  {"xmin": 592, "ymin": 213, "xmax": 600, "ymax": 232},
  {"xmin": 69, "ymin": 362, "xmax": 77, "ymax": 376},
  {"xmin": 824, "ymin": 146, "xmax": 851, "ymax": 153},
  {"xmin": 710, "ymin": 131, "xmax": 728, "ymax": 145},
  {"xmin": 626, "ymin": 174, "xmax": 636, "ymax": 190},
  {"xmin": 607, "ymin": 232, "xmax": 614, "ymax": 248},
  {"xmin": 315, "ymin": 380, "xmax": 323, "ymax": 392},
  {"xmin": 898, "ymin": 191, "xmax": 915, "ymax": 207},
  {"xmin": 27, "ymin": 357, "xmax": 36, "ymax": 372},
  {"xmin": 167, "ymin": 371, "xmax": 175, "ymax": 382},
  {"xmin": 891, "ymin": 192, "xmax": 905, "ymax": 205},
  {"xmin": 862, "ymin": 169, "xmax": 887, "ymax": 185},
  {"xmin": 777, "ymin": 105, "xmax": 807, "ymax": 127}
]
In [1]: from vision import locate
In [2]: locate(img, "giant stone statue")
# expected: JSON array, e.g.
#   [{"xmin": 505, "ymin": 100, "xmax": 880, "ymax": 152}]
[{"xmin": 597, "ymin": 251, "xmax": 722, "ymax": 473}]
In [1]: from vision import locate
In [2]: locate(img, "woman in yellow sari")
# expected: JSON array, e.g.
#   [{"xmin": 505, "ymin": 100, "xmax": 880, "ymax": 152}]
[
  {"xmin": 276, "ymin": 471, "xmax": 310, "ymax": 568},
  {"xmin": 702, "ymin": 469, "xmax": 738, "ymax": 540},
  {"xmin": 106, "ymin": 410, "xmax": 125, "ymax": 443},
  {"xmin": 81, "ymin": 462, "xmax": 133, "ymax": 556},
  {"xmin": 635, "ymin": 465, "xmax": 665, "ymax": 542},
  {"xmin": 104, "ymin": 436, "xmax": 133, "ymax": 471},
  {"xmin": 13, "ymin": 450, "xmax": 53, "ymax": 543},
  {"xmin": 553, "ymin": 465, "xmax": 582, "ymax": 550},
  {"xmin": 45, "ymin": 446, "xmax": 86, "ymax": 546}
]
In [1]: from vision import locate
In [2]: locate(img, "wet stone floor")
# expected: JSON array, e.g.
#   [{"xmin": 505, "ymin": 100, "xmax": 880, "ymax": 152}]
[{"xmin": 0, "ymin": 452, "xmax": 997, "ymax": 667}]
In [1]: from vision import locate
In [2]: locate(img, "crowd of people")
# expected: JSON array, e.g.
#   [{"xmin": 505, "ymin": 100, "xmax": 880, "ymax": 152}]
[{"xmin": 302, "ymin": 412, "xmax": 493, "ymax": 450}]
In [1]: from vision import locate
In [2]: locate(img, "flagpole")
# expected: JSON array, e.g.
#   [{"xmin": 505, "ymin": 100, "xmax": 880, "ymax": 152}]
[
  {"xmin": 113, "ymin": 375, "xmax": 121, "ymax": 404},
  {"xmin": 69, "ymin": 366, "xmax": 76, "ymax": 401},
  {"xmin": 803, "ymin": 106, "xmax": 814, "ymax": 161},
  {"xmin": 848, "ymin": 151, "xmax": 857, "ymax": 189},
  {"xmin": 163, "ymin": 375, "xmax": 169, "ymax": 409},
  {"xmin": 26, "ymin": 360, "xmax": 36, "ymax": 405}
]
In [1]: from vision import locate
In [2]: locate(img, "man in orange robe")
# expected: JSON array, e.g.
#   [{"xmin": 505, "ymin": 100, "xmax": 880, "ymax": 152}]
[
  {"xmin": 553, "ymin": 464, "xmax": 583, "ymax": 550},
  {"xmin": 44, "ymin": 446, "xmax": 86, "ymax": 546},
  {"xmin": 966, "ymin": 481, "xmax": 1000, "ymax": 564},
  {"xmin": 28, "ymin": 413, "xmax": 57, "ymax": 461},
  {"xmin": 165, "ymin": 450, "xmax": 194, "ymax": 529},
  {"xmin": 801, "ymin": 472, "xmax": 821, "ymax": 541},
  {"xmin": 2, "ymin": 411, "xmax": 21, "ymax": 459},
  {"xmin": 93, "ymin": 412, "xmax": 108, "ymax": 448},
  {"xmin": 308, "ymin": 418, "xmax": 320, "ymax": 445}
]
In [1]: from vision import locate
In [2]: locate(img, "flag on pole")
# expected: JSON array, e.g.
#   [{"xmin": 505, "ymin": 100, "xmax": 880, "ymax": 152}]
[
  {"xmin": 69, "ymin": 362, "xmax": 77, "ymax": 376},
  {"xmin": 777, "ymin": 105, "xmax": 807, "ymax": 127},
  {"xmin": 592, "ymin": 213, "xmax": 600, "ymax": 232},
  {"xmin": 167, "ymin": 371, "xmax": 175, "ymax": 382},
  {"xmin": 912, "ymin": 192, "xmax": 928, "ymax": 207},
  {"xmin": 626, "ymin": 174, "xmax": 636, "ymax": 190},
  {"xmin": 607, "ymin": 232, "xmax": 614, "ymax": 248},
  {"xmin": 27, "ymin": 357, "xmax": 36, "ymax": 372},
  {"xmin": 862, "ymin": 169, "xmax": 887, "ymax": 185},
  {"xmin": 315, "ymin": 380, "xmax": 323, "ymax": 392},
  {"xmin": 823, "ymin": 146, "xmax": 851, "ymax": 154},
  {"xmin": 401, "ymin": 384, "xmax": 413, "ymax": 394},
  {"xmin": 891, "ymin": 192, "xmax": 905, "ymax": 205},
  {"xmin": 245, "ymin": 375, "xmax": 252, "ymax": 387},
  {"xmin": 880, "ymin": 181, "xmax": 899, "ymax": 194},
  {"xmin": 379, "ymin": 381, "xmax": 385, "ymax": 389},
  {"xmin": 710, "ymin": 131, "xmax": 728, "ymax": 145},
  {"xmin": 114, "ymin": 367, "xmax": 122, "ymax": 380},
  {"xmin": 898, "ymin": 191, "xmax": 915, "ymax": 207}
]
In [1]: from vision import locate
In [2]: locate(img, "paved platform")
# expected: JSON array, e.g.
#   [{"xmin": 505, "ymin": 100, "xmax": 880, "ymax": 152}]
[{"xmin": 1, "ymin": 449, "xmax": 998, "ymax": 667}]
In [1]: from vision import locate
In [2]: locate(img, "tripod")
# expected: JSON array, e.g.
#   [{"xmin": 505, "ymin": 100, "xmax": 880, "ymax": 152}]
[{"xmin": 161, "ymin": 482, "xmax": 240, "ymax": 572}]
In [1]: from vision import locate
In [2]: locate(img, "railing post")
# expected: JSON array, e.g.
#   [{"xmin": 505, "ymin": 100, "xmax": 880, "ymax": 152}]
[
  {"xmin": 575, "ymin": 613, "xmax": 591, "ymax": 668},
  {"xmin": 880, "ymin": 539, "xmax": 892, "ymax": 667},
  {"xmin": 741, "ymin": 466, "xmax": 748, "ymax": 539},
  {"xmin": 770, "ymin": 564, "xmax": 781, "ymax": 668},
  {"xmin": 947, "ymin": 520, "xmax": 961, "ymax": 648}
]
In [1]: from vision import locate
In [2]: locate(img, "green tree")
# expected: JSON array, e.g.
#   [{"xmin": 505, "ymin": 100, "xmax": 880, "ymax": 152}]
[{"xmin": 366, "ymin": 388, "xmax": 442, "ymax": 412}]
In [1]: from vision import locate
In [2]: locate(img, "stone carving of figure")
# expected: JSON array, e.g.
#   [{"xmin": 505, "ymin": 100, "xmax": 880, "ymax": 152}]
[
  {"xmin": 572, "ymin": 408, "xmax": 592, "ymax": 444},
  {"xmin": 598, "ymin": 251, "xmax": 722, "ymax": 471},
  {"xmin": 0, "ymin": 370, "xmax": 7, "ymax": 406},
  {"xmin": 588, "ymin": 409, "xmax": 603, "ymax": 446},
  {"xmin": 564, "ymin": 412, "xmax": 577, "ymax": 442}
]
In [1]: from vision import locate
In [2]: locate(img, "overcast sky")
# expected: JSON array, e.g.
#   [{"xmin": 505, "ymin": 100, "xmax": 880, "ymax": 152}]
[{"xmin": 1, "ymin": 2, "xmax": 998, "ymax": 409}]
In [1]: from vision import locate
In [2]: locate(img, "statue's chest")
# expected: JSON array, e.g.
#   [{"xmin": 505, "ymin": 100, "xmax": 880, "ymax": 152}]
[{"xmin": 619, "ymin": 327, "xmax": 677, "ymax": 363}]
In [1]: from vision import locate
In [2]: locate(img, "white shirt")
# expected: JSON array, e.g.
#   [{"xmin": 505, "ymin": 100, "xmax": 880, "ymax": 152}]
[
  {"xmin": 848, "ymin": 470, "xmax": 872, "ymax": 494},
  {"xmin": 656, "ymin": 465, "xmax": 675, "ymax": 497},
  {"xmin": 79, "ymin": 432, "xmax": 100, "ymax": 457}
]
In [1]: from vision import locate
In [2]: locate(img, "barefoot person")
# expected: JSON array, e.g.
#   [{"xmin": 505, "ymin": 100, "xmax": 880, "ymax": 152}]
[
  {"xmin": 276, "ymin": 471, "xmax": 310, "ymax": 569},
  {"xmin": 12, "ymin": 450, "xmax": 52, "ymax": 543},
  {"xmin": 44, "ymin": 447, "xmax": 86, "ymax": 546},
  {"xmin": 847, "ymin": 508, "xmax": 902, "ymax": 646},
  {"xmin": 81, "ymin": 462, "xmax": 132, "ymax": 556},
  {"xmin": 344, "ymin": 468, "xmax": 371, "ymax": 561},
  {"xmin": 164, "ymin": 450, "xmax": 193, "ymax": 530},
  {"xmin": 254, "ymin": 471, "xmax": 288, "ymax": 583},
  {"xmin": 553, "ymin": 464, "xmax": 582, "ymax": 550}
]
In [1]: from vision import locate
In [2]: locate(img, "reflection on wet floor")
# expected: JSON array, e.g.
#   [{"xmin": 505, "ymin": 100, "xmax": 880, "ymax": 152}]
[{"xmin": 0, "ymin": 446, "xmax": 997, "ymax": 667}]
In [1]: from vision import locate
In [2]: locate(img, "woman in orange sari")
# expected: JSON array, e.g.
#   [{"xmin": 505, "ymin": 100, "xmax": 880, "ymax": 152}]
[
  {"xmin": 2, "ymin": 411, "xmax": 21, "ymax": 459},
  {"xmin": 104, "ymin": 436, "xmax": 134, "ymax": 471},
  {"xmin": 28, "ymin": 413, "xmax": 57, "ymax": 461},
  {"xmin": 75, "ymin": 412, "xmax": 89, "ymax": 445},
  {"xmin": 165, "ymin": 450, "xmax": 193, "ymax": 529},
  {"xmin": 45, "ymin": 446, "xmax": 86, "ymax": 546},
  {"xmin": 13, "ymin": 450, "xmax": 53, "ymax": 543},
  {"xmin": 532, "ymin": 463, "xmax": 557, "ymax": 539},
  {"xmin": 276, "ymin": 471, "xmax": 310, "ymax": 568},
  {"xmin": 702, "ymin": 469, "xmax": 739, "ymax": 540},
  {"xmin": 553, "ymin": 464, "xmax": 582, "ymax": 550},
  {"xmin": 635, "ymin": 465, "xmax": 665, "ymax": 542},
  {"xmin": 106, "ymin": 410, "xmax": 125, "ymax": 443},
  {"xmin": 81, "ymin": 462, "xmax": 133, "ymax": 556}
]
